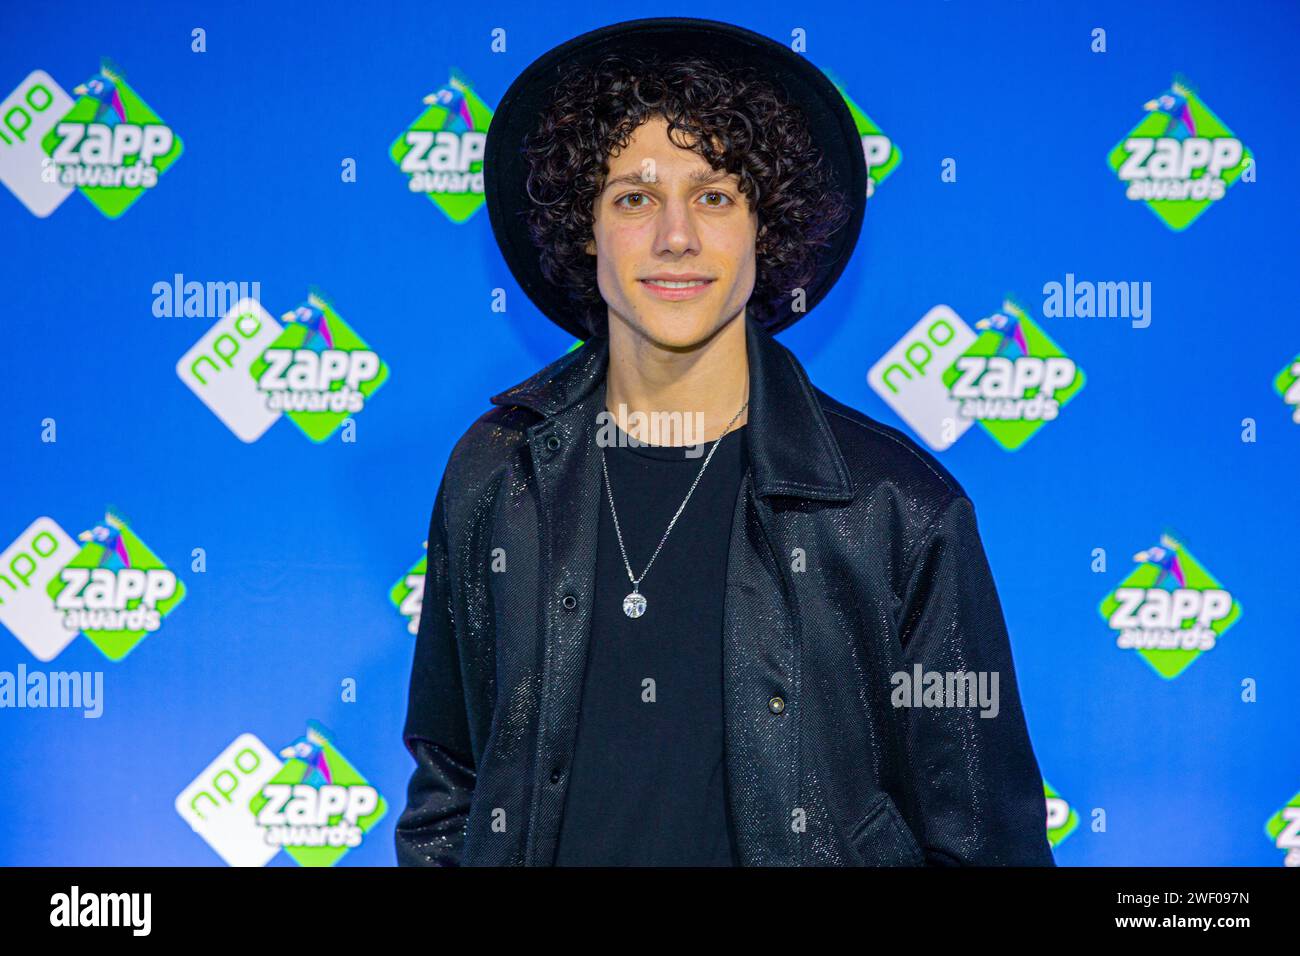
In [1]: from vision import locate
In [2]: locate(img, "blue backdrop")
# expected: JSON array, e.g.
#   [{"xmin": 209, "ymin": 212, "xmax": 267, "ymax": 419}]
[{"xmin": 2, "ymin": 0, "xmax": 1297, "ymax": 866}]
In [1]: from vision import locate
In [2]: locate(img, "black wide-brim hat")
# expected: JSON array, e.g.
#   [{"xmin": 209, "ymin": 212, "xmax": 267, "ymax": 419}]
[{"xmin": 484, "ymin": 16, "xmax": 867, "ymax": 340}]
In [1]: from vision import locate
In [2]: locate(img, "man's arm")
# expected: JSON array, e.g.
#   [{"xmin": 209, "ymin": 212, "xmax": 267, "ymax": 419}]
[
  {"xmin": 395, "ymin": 473, "xmax": 476, "ymax": 866},
  {"xmin": 895, "ymin": 493, "xmax": 1055, "ymax": 866}
]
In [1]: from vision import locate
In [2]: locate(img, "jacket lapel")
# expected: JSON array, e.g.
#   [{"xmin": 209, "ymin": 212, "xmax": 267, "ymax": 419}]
[{"xmin": 495, "ymin": 359, "xmax": 607, "ymax": 866}]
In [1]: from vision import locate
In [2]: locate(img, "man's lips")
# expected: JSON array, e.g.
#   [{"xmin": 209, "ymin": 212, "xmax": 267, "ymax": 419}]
[{"xmin": 639, "ymin": 278, "xmax": 715, "ymax": 301}]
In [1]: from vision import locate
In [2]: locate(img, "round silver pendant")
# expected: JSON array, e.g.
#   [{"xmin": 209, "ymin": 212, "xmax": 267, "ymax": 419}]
[{"xmin": 623, "ymin": 591, "xmax": 647, "ymax": 619}]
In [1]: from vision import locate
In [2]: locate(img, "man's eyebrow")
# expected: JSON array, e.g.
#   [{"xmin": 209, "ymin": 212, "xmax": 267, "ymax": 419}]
[{"xmin": 601, "ymin": 167, "xmax": 734, "ymax": 192}]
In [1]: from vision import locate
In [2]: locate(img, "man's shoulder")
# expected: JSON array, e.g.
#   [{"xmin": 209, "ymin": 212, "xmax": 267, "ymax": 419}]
[
  {"xmin": 812, "ymin": 385, "xmax": 969, "ymax": 512},
  {"xmin": 443, "ymin": 403, "xmax": 536, "ymax": 485},
  {"xmin": 440, "ymin": 342, "xmax": 589, "ymax": 489}
]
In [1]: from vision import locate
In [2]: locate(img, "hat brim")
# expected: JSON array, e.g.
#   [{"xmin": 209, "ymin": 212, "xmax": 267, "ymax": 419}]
[{"xmin": 484, "ymin": 16, "xmax": 867, "ymax": 340}]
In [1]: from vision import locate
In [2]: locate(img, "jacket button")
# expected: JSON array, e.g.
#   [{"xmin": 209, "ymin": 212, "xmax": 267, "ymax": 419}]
[
  {"xmin": 550, "ymin": 769, "xmax": 563, "ymax": 784},
  {"xmin": 768, "ymin": 696, "xmax": 786, "ymax": 715},
  {"xmin": 546, "ymin": 435, "xmax": 561, "ymax": 451},
  {"xmin": 562, "ymin": 594, "xmax": 577, "ymax": 610}
]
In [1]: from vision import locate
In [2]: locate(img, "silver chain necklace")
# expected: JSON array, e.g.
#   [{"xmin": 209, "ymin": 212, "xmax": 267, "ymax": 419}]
[{"xmin": 601, "ymin": 399, "xmax": 749, "ymax": 619}]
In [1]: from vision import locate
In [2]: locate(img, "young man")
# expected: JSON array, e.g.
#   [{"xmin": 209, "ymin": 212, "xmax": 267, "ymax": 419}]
[{"xmin": 396, "ymin": 17, "xmax": 1055, "ymax": 867}]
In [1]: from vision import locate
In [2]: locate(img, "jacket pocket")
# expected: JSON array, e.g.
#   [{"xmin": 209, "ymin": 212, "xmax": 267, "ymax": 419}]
[{"xmin": 847, "ymin": 791, "xmax": 926, "ymax": 867}]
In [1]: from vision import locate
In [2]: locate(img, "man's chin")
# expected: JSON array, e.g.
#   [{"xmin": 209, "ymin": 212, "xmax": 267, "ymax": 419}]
[{"xmin": 625, "ymin": 311, "xmax": 734, "ymax": 351}]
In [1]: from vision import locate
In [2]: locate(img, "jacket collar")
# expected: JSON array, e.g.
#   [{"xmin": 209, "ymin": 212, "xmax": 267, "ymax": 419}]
[{"xmin": 489, "ymin": 313, "xmax": 855, "ymax": 502}]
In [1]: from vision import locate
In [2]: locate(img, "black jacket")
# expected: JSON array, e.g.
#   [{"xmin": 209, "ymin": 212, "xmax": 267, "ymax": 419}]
[{"xmin": 396, "ymin": 314, "xmax": 1056, "ymax": 866}]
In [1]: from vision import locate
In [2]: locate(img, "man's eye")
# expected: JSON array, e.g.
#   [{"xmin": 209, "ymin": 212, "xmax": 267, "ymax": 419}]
[{"xmin": 615, "ymin": 191, "xmax": 733, "ymax": 208}]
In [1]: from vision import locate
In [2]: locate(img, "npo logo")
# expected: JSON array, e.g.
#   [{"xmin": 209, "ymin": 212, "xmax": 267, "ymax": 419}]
[
  {"xmin": 3, "ymin": 59, "xmax": 183, "ymax": 219},
  {"xmin": 176, "ymin": 292, "xmax": 389, "ymax": 443},
  {"xmin": 1, "ymin": 510, "xmax": 185, "ymax": 663},
  {"xmin": 869, "ymin": 297, "xmax": 1085, "ymax": 452},
  {"xmin": 175, "ymin": 721, "xmax": 387, "ymax": 867}
]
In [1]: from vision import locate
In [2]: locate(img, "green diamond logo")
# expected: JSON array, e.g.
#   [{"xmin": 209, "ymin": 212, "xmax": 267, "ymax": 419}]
[
  {"xmin": 1044, "ymin": 780, "xmax": 1078, "ymax": 849},
  {"xmin": 1263, "ymin": 789, "xmax": 1300, "ymax": 866},
  {"xmin": 249, "ymin": 721, "xmax": 387, "ymax": 867},
  {"xmin": 390, "ymin": 549, "xmax": 426, "ymax": 635},
  {"xmin": 1272, "ymin": 352, "xmax": 1300, "ymax": 424},
  {"xmin": 45, "ymin": 509, "xmax": 186, "ymax": 661},
  {"xmin": 390, "ymin": 68, "xmax": 492, "ymax": 223},
  {"xmin": 1098, "ymin": 531, "xmax": 1241, "ymax": 680},
  {"xmin": 40, "ymin": 58, "xmax": 183, "ymax": 219},
  {"xmin": 826, "ymin": 69, "xmax": 901, "ymax": 198},
  {"xmin": 248, "ymin": 291, "xmax": 389, "ymax": 443},
  {"xmin": 1107, "ymin": 77, "xmax": 1252, "ymax": 231},
  {"xmin": 940, "ymin": 297, "xmax": 1085, "ymax": 451}
]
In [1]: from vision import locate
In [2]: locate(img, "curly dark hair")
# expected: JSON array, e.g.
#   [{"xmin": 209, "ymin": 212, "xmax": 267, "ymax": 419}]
[{"xmin": 520, "ymin": 51, "xmax": 854, "ymax": 338}]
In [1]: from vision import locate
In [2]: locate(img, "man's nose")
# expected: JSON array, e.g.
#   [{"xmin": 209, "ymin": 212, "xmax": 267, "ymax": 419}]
[{"xmin": 653, "ymin": 196, "xmax": 701, "ymax": 253}]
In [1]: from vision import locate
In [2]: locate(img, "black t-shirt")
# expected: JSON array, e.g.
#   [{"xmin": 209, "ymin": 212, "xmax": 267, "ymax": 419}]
[{"xmin": 554, "ymin": 419, "xmax": 748, "ymax": 866}]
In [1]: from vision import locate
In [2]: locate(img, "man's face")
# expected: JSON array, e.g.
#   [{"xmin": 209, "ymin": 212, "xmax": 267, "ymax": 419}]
[{"xmin": 585, "ymin": 114, "xmax": 760, "ymax": 347}]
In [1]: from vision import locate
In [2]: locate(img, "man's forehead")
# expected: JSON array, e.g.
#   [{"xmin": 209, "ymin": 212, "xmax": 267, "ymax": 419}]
[{"xmin": 601, "ymin": 165, "xmax": 736, "ymax": 192}]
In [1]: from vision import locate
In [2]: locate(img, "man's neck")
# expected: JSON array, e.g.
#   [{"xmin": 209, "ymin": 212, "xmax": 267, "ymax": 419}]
[{"xmin": 603, "ymin": 312, "xmax": 750, "ymax": 446}]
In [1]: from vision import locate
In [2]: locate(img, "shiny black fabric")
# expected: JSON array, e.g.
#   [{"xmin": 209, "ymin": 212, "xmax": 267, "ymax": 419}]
[{"xmin": 396, "ymin": 313, "xmax": 1056, "ymax": 867}]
